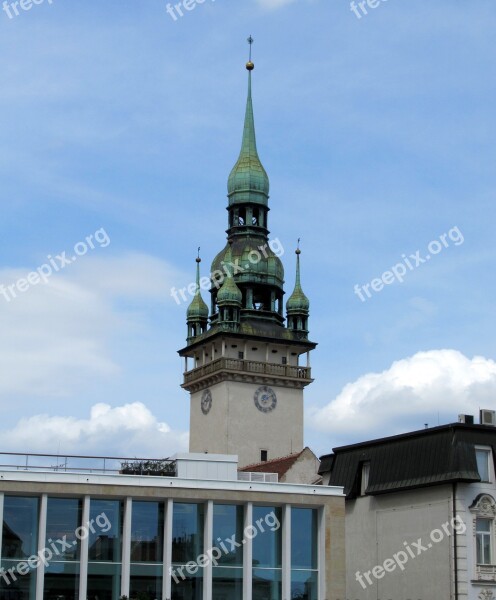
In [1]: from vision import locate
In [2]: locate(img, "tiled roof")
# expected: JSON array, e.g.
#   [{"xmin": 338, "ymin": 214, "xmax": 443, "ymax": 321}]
[{"xmin": 239, "ymin": 449, "xmax": 306, "ymax": 479}]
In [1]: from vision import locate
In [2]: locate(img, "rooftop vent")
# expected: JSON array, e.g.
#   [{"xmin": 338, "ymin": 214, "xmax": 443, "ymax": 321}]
[
  {"xmin": 458, "ymin": 414, "xmax": 474, "ymax": 424},
  {"xmin": 480, "ymin": 409, "xmax": 496, "ymax": 427}
]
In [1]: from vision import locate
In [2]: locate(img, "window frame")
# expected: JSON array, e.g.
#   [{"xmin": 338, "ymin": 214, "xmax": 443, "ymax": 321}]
[
  {"xmin": 475, "ymin": 446, "xmax": 492, "ymax": 483},
  {"xmin": 476, "ymin": 517, "xmax": 493, "ymax": 565}
]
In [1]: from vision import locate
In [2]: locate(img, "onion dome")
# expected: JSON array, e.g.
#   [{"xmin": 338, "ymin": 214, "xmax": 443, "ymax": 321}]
[
  {"xmin": 286, "ymin": 247, "xmax": 310, "ymax": 315},
  {"xmin": 216, "ymin": 245, "xmax": 243, "ymax": 306},
  {"xmin": 187, "ymin": 256, "xmax": 209, "ymax": 321}
]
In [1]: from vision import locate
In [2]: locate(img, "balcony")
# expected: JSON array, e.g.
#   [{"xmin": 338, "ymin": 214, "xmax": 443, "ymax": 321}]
[
  {"xmin": 0, "ymin": 452, "xmax": 176, "ymax": 477},
  {"xmin": 183, "ymin": 357, "xmax": 312, "ymax": 387},
  {"xmin": 475, "ymin": 565, "xmax": 496, "ymax": 581}
]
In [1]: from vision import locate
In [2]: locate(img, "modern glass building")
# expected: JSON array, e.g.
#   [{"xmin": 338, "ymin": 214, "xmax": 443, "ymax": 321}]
[{"xmin": 0, "ymin": 453, "xmax": 344, "ymax": 600}]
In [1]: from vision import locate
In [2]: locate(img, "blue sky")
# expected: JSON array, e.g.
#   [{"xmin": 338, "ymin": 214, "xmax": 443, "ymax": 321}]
[{"xmin": 0, "ymin": 0, "xmax": 495, "ymax": 459}]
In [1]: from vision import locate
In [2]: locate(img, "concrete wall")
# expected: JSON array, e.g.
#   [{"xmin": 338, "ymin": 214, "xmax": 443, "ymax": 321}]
[{"xmin": 345, "ymin": 485, "xmax": 455, "ymax": 600}]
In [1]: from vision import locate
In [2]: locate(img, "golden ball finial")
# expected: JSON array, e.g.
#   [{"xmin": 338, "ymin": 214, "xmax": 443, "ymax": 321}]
[{"xmin": 246, "ymin": 61, "xmax": 255, "ymax": 71}]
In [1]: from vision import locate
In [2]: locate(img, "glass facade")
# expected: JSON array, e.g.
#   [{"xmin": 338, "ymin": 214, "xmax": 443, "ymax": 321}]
[
  {"xmin": 291, "ymin": 508, "xmax": 318, "ymax": 600},
  {"xmin": 1, "ymin": 497, "xmax": 39, "ymax": 600},
  {"xmin": 44, "ymin": 498, "xmax": 82, "ymax": 600},
  {"xmin": 130, "ymin": 502, "xmax": 164, "ymax": 600},
  {"xmin": 171, "ymin": 503, "xmax": 204, "ymax": 600},
  {"xmin": 87, "ymin": 499, "xmax": 123, "ymax": 600},
  {"xmin": 0, "ymin": 496, "xmax": 323, "ymax": 600},
  {"xmin": 252, "ymin": 506, "xmax": 282, "ymax": 600},
  {"xmin": 212, "ymin": 504, "xmax": 244, "ymax": 600}
]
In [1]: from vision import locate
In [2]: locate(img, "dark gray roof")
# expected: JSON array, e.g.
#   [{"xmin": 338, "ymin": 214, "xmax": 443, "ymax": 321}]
[{"xmin": 320, "ymin": 423, "xmax": 496, "ymax": 498}]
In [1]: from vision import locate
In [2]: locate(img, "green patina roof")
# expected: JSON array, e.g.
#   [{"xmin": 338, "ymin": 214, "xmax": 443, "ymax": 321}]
[
  {"xmin": 286, "ymin": 250, "xmax": 310, "ymax": 313},
  {"xmin": 186, "ymin": 258, "xmax": 209, "ymax": 320},
  {"xmin": 227, "ymin": 70, "xmax": 270, "ymax": 206},
  {"xmin": 211, "ymin": 237, "xmax": 284, "ymax": 291},
  {"xmin": 216, "ymin": 245, "xmax": 243, "ymax": 305}
]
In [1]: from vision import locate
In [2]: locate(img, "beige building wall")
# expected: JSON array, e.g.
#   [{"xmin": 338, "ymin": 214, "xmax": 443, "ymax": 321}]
[
  {"xmin": 345, "ymin": 486, "xmax": 455, "ymax": 599},
  {"xmin": 190, "ymin": 379, "xmax": 304, "ymax": 467}
]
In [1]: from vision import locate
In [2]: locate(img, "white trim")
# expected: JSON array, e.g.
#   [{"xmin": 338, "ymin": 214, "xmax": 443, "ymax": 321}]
[
  {"xmin": 120, "ymin": 497, "xmax": 132, "ymax": 596},
  {"xmin": 204, "ymin": 500, "xmax": 213, "ymax": 600},
  {"xmin": 282, "ymin": 504, "xmax": 291, "ymax": 600},
  {"xmin": 318, "ymin": 506, "xmax": 326, "ymax": 600},
  {"xmin": 243, "ymin": 502, "xmax": 253, "ymax": 600},
  {"xmin": 78, "ymin": 495, "xmax": 90, "ymax": 600},
  {"xmin": 0, "ymin": 470, "xmax": 344, "ymax": 497},
  {"xmin": 36, "ymin": 494, "xmax": 47, "ymax": 600},
  {"xmin": 163, "ymin": 498, "xmax": 173, "ymax": 600}
]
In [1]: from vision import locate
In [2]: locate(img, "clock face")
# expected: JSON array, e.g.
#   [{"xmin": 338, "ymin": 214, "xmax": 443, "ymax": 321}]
[
  {"xmin": 201, "ymin": 389, "xmax": 212, "ymax": 415},
  {"xmin": 254, "ymin": 386, "xmax": 277, "ymax": 413}
]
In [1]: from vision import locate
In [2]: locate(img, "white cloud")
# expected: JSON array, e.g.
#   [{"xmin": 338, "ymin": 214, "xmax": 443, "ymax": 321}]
[
  {"xmin": 0, "ymin": 402, "xmax": 188, "ymax": 458},
  {"xmin": 310, "ymin": 350, "xmax": 496, "ymax": 443},
  {"xmin": 0, "ymin": 252, "xmax": 183, "ymax": 400}
]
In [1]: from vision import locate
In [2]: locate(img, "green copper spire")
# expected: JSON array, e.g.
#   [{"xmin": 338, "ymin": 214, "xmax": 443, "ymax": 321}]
[
  {"xmin": 227, "ymin": 37, "xmax": 270, "ymax": 206},
  {"xmin": 187, "ymin": 252, "xmax": 209, "ymax": 321},
  {"xmin": 217, "ymin": 244, "xmax": 243, "ymax": 306},
  {"xmin": 286, "ymin": 244, "xmax": 310, "ymax": 314}
]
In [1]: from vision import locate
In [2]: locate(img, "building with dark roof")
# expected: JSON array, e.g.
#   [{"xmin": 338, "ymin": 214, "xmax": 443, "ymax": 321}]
[{"xmin": 319, "ymin": 415, "xmax": 496, "ymax": 600}]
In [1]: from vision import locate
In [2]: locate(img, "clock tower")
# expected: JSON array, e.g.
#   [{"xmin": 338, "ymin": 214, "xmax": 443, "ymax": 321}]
[{"xmin": 178, "ymin": 43, "xmax": 316, "ymax": 468}]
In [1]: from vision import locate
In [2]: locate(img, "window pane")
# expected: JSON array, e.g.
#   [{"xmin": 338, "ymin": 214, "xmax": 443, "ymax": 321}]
[
  {"xmin": 172, "ymin": 504, "xmax": 204, "ymax": 564},
  {"xmin": 1, "ymin": 560, "xmax": 36, "ymax": 600},
  {"xmin": 89, "ymin": 500, "xmax": 122, "ymax": 562},
  {"xmin": 46, "ymin": 498, "xmax": 82, "ymax": 561},
  {"xmin": 291, "ymin": 570, "xmax": 318, "ymax": 600},
  {"xmin": 171, "ymin": 573, "xmax": 203, "ymax": 600},
  {"xmin": 212, "ymin": 567, "xmax": 243, "ymax": 600},
  {"xmin": 44, "ymin": 564, "xmax": 79, "ymax": 600},
  {"xmin": 477, "ymin": 533, "xmax": 484, "ymax": 564},
  {"xmin": 87, "ymin": 563, "xmax": 122, "ymax": 600},
  {"xmin": 484, "ymin": 534, "xmax": 492, "ymax": 564},
  {"xmin": 476, "ymin": 450, "xmax": 490, "ymax": 482},
  {"xmin": 252, "ymin": 507, "xmax": 282, "ymax": 568},
  {"xmin": 2, "ymin": 497, "xmax": 39, "ymax": 559},
  {"xmin": 253, "ymin": 568, "xmax": 282, "ymax": 600},
  {"xmin": 477, "ymin": 518, "xmax": 491, "ymax": 533},
  {"xmin": 130, "ymin": 563, "xmax": 163, "ymax": 600},
  {"xmin": 213, "ymin": 505, "xmax": 244, "ymax": 566},
  {"xmin": 291, "ymin": 508, "xmax": 318, "ymax": 570},
  {"xmin": 131, "ymin": 501, "xmax": 164, "ymax": 563}
]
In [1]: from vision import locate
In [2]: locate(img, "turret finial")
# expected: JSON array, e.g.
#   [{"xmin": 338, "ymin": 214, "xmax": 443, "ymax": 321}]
[{"xmin": 246, "ymin": 35, "xmax": 254, "ymax": 71}]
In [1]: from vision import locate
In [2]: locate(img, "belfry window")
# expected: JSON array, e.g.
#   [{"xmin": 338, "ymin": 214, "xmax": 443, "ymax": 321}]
[{"xmin": 252, "ymin": 208, "xmax": 260, "ymax": 225}]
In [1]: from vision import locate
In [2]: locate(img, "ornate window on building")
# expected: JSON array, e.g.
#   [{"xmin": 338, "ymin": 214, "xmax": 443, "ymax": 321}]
[{"xmin": 470, "ymin": 494, "xmax": 496, "ymax": 581}]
